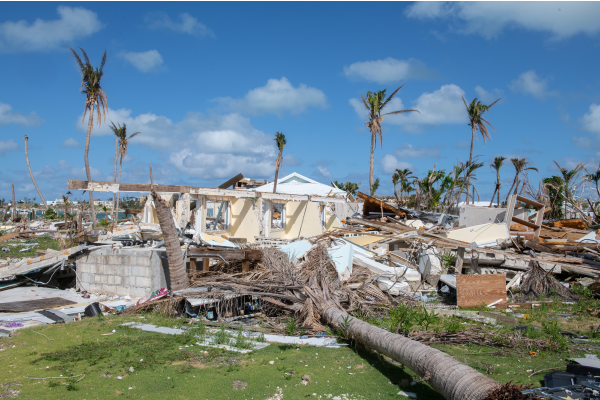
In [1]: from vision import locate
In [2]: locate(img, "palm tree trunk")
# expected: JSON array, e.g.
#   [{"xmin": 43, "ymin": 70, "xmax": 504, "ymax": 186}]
[
  {"xmin": 505, "ymin": 176, "xmax": 518, "ymax": 204},
  {"xmin": 489, "ymin": 185, "xmax": 498, "ymax": 207},
  {"xmin": 84, "ymin": 105, "xmax": 97, "ymax": 226},
  {"xmin": 497, "ymin": 179, "xmax": 501, "ymax": 207},
  {"xmin": 24, "ymin": 136, "xmax": 47, "ymax": 209},
  {"xmin": 11, "ymin": 184, "xmax": 16, "ymax": 221},
  {"xmin": 112, "ymin": 138, "xmax": 118, "ymax": 221},
  {"xmin": 321, "ymin": 306, "xmax": 498, "ymax": 400},
  {"xmin": 369, "ymin": 131, "xmax": 376, "ymax": 191},
  {"xmin": 115, "ymin": 156, "xmax": 123, "ymax": 224},
  {"xmin": 151, "ymin": 190, "xmax": 189, "ymax": 291},
  {"xmin": 273, "ymin": 150, "xmax": 283, "ymax": 193},
  {"xmin": 465, "ymin": 125, "xmax": 476, "ymax": 204}
]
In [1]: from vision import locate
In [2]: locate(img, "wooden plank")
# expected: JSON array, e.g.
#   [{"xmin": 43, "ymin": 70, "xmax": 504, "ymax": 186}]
[
  {"xmin": 511, "ymin": 217, "xmax": 540, "ymax": 230},
  {"xmin": 242, "ymin": 259, "xmax": 250, "ymax": 272},
  {"xmin": 189, "ymin": 258, "xmax": 197, "ymax": 272},
  {"xmin": 218, "ymin": 173, "xmax": 244, "ymax": 189},
  {"xmin": 456, "ymin": 274, "xmax": 506, "ymax": 309},
  {"xmin": 187, "ymin": 248, "xmax": 262, "ymax": 261},
  {"xmin": 515, "ymin": 195, "xmax": 544, "ymax": 208},
  {"xmin": 202, "ymin": 258, "xmax": 210, "ymax": 272},
  {"xmin": 0, "ymin": 232, "xmax": 20, "ymax": 242},
  {"xmin": 0, "ymin": 297, "xmax": 76, "ymax": 312},
  {"xmin": 455, "ymin": 247, "xmax": 464, "ymax": 274}
]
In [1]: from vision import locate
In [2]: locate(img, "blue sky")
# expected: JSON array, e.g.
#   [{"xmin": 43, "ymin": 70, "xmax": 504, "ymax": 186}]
[{"xmin": 2, "ymin": 2, "xmax": 600, "ymax": 203}]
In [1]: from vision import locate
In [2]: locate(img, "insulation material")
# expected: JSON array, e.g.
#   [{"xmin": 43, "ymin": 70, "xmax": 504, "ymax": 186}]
[
  {"xmin": 327, "ymin": 242, "xmax": 353, "ymax": 282},
  {"xmin": 277, "ymin": 240, "xmax": 312, "ymax": 261}
]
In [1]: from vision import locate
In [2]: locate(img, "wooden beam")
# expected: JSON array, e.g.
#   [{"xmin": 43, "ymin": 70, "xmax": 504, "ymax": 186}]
[
  {"xmin": 218, "ymin": 173, "xmax": 244, "ymax": 189},
  {"xmin": 203, "ymin": 258, "xmax": 210, "ymax": 272},
  {"xmin": 189, "ymin": 258, "xmax": 197, "ymax": 272},
  {"xmin": 511, "ymin": 217, "xmax": 540, "ymax": 230},
  {"xmin": 242, "ymin": 259, "xmax": 250, "ymax": 272},
  {"xmin": 187, "ymin": 248, "xmax": 262, "ymax": 261},
  {"xmin": 516, "ymin": 195, "xmax": 544, "ymax": 209}
]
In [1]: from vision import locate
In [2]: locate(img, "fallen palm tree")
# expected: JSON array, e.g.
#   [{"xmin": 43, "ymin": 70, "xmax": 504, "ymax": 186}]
[{"xmin": 311, "ymin": 290, "xmax": 500, "ymax": 400}]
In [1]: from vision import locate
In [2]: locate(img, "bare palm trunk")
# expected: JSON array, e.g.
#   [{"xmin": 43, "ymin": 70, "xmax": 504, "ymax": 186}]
[
  {"xmin": 497, "ymin": 179, "xmax": 501, "ymax": 206},
  {"xmin": 85, "ymin": 104, "xmax": 97, "ymax": 226},
  {"xmin": 11, "ymin": 184, "xmax": 16, "ymax": 221},
  {"xmin": 273, "ymin": 149, "xmax": 283, "ymax": 193},
  {"xmin": 369, "ymin": 132, "xmax": 375, "ymax": 191},
  {"xmin": 505, "ymin": 175, "xmax": 518, "ymax": 204},
  {"xmin": 321, "ymin": 306, "xmax": 498, "ymax": 400},
  {"xmin": 151, "ymin": 189, "xmax": 189, "ymax": 291},
  {"xmin": 489, "ymin": 185, "xmax": 498, "ymax": 207},
  {"xmin": 112, "ymin": 138, "xmax": 118, "ymax": 221},
  {"xmin": 465, "ymin": 125, "xmax": 476, "ymax": 205},
  {"xmin": 115, "ymin": 157, "xmax": 123, "ymax": 223},
  {"xmin": 24, "ymin": 136, "xmax": 47, "ymax": 209}
]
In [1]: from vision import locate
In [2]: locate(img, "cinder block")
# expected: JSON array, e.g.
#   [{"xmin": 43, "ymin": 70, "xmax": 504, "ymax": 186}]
[
  {"xmin": 94, "ymin": 275, "xmax": 102, "ymax": 283},
  {"xmin": 77, "ymin": 263, "xmax": 88, "ymax": 273},
  {"xmin": 130, "ymin": 287, "xmax": 148, "ymax": 298},
  {"xmin": 136, "ymin": 256, "xmax": 152, "ymax": 267},
  {"xmin": 119, "ymin": 265, "xmax": 131, "ymax": 276},
  {"xmin": 131, "ymin": 266, "xmax": 146, "ymax": 277},
  {"xmin": 114, "ymin": 275, "xmax": 123, "ymax": 285},
  {"xmin": 100, "ymin": 275, "xmax": 108, "ymax": 284},
  {"xmin": 96, "ymin": 265, "xmax": 105, "ymax": 275},
  {"xmin": 121, "ymin": 276, "xmax": 130, "ymax": 286},
  {"xmin": 104, "ymin": 265, "xmax": 116, "ymax": 275},
  {"xmin": 80, "ymin": 272, "xmax": 91, "ymax": 283},
  {"xmin": 107, "ymin": 255, "xmax": 120, "ymax": 265},
  {"xmin": 136, "ymin": 276, "xmax": 151, "ymax": 288},
  {"xmin": 107, "ymin": 275, "xmax": 115, "ymax": 285}
]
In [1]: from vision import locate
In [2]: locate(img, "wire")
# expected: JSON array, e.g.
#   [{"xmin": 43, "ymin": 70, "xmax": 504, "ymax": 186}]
[{"xmin": 31, "ymin": 330, "xmax": 53, "ymax": 340}]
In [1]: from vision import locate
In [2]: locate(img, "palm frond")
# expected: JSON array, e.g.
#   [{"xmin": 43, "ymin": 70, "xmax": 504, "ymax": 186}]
[
  {"xmin": 128, "ymin": 132, "xmax": 141, "ymax": 140},
  {"xmin": 78, "ymin": 47, "xmax": 90, "ymax": 66},
  {"xmin": 380, "ymin": 84, "xmax": 406, "ymax": 110},
  {"xmin": 360, "ymin": 94, "xmax": 370, "ymax": 111},
  {"xmin": 382, "ymin": 109, "xmax": 420, "ymax": 116},
  {"xmin": 480, "ymin": 117, "xmax": 497, "ymax": 132},
  {"xmin": 99, "ymin": 49, "xmax": 107, "ymax": 75},
  {"xmin": 66, "ymin": 46, "xmax": 84, "ymax": 71},
  {"xmin": 487, "ymin": 98, "xmax": 503, "ymax": 109}
]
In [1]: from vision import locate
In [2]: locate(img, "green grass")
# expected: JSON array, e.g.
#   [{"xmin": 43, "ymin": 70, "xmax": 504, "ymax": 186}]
[
  {"xmin": 0, "ymin": 236, "xmax": 62, "ymax": 259},
  {"xmin": 0, "ymin": 313, "xmax": 443, "ymax": 399}
]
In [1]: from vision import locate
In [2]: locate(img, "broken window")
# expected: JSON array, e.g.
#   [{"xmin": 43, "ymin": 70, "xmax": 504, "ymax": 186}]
[
  {"xmin": 271, "ymin": 203, "xmax": 285, "ymax": 230},
  {"xmin": 206, "ymin": 200, "xmax": 230, "ymax": 231}
]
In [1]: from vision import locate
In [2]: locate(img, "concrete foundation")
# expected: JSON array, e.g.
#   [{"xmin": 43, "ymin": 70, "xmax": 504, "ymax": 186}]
[{"xmin": 76, "ymin": 248, "xmax": 170, "ymax": 297}]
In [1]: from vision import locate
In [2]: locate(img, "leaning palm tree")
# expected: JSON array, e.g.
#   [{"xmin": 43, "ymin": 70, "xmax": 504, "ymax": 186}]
[
  {"xmin": 489, "ymin": 156, "xmax": 506, "ymax": 207},
  {"xmin": 395, "ymin": 168, "xmax": 414, "ymax": 204},
  {"xmin": 24, "ymin": 135, "xmax": 47, "ymax": 209},
  {"xmin": 272, "ymin": 132, "xmax": 287, "ymax": 193},
  {"xmin": 392, "ymin": 172, "xmax": 401, "ymax": 205},
  {"xmin": 110, "ymin": 122, "xmax": 141, "ymax": 223},
  {"xmin": 585, "ymin": 165, "xmax": 600, "ymax": 199},
  {"xmin": 463, "ymin": 96, "xmax": 502, "ymax": 204},
  {"xmin": 505, "ymin": 158, "xmax": 539, "ymax": 204},
  {"xmin": 360, "ymin": 85, "xmax": 419, "ymax": 191},
  {"xmin": 553, "ymin": 160, "xmax": 587, "ymax": 220},
  {"xmin": 67, "ymin": 46, "xmax": 108, "ymax": 227},
  {"xmin": 111, "ymin": 136, "xmax": 119, "ymax": 221}
]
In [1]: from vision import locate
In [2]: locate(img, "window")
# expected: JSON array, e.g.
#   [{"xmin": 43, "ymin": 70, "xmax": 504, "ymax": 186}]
[
  {"xmin": 271, "ymin": 203, "xmax": 285, "ymax": 230},
  {"xmin": 206, "ymin": 200, "xmax": 230, "ymax": 231}
]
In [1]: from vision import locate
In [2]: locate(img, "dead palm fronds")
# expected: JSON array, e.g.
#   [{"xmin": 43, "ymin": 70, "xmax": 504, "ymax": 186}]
[
  {"xmin": 520, "ymin": 251, "xmax": 576, "ymax": 299},
  {"xmin": 272, "ymin": 132, "xmax": 286, "ymax": 193}
]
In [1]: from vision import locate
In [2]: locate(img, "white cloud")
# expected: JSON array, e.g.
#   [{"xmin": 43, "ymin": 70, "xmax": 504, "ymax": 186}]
[
  {"xmin": 120, "ymin": 50, "xmax": 163, "ymax": 72},
  {"xmin": 315, "ymin": 166, "xmax": 332, "ymax": 179},
  {"xmin": 474, "ymin": 85, "xmax": 503, "ymax": 103},
  {"xmin": 394, "ymin": 143, "xmax": 439, "ymax": 159},
  {"xmin": 0, "ymin": 102, "xmax": 43, "ymax": 126},
  {"xmin": 0, "ymin": 6, "xmax": 102, "ymax": 52},
  {"xmin": 215, "ymin": 77, "xmax": 328, "ymax": 116},
  {"xmin": 350, "ymin": 84, "xmax": 467, "ymax": 130},
  {"xmin": 144, "ymin": 12, "xmax": 215, "ymax": 38},
  {"xmin": 405, "ymin": 2, "xmax": 600, "ymax": 39},
  {"xmin": 582, "ymin": 104, "xmax": 600, "ymax": 135},
  {"xmin": 76, "ymin": 108, "xmax": 278, "ymax": 180},
  {"xmin": 381, "ymin": 154, "xmax": 414, "ymax": 174},
  {"xmin": 60, "ymin": 138, "xmax": 81, "ymax": 148},
  {"xmin": 343, "ymin": 58, "xmax": 437, "ymax": 83},
  {"xmin": 509, "ymin": 70, "xmax": 557, "ymax": 100},
  {"xmin": 0, "ymin": 139, "xmax": 19, "ymax": 155}
]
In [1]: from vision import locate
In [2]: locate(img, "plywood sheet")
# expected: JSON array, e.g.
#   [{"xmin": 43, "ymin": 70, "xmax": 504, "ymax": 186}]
[
  {"xmin": 0, "ymin": 297, "xmax": 76, "ymax": 312},
  {"xmin": 456, "ymin": 274, "xmax": 506, "ymax": 309}
]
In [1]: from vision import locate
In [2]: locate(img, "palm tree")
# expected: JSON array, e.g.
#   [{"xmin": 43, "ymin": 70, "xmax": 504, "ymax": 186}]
[
  {"xmin": 395, "ymin": 168, "xmax": 414, "ymax": 205},
  {"xmin": 489, "ymin": 156, "xmax": 506, "ymax": 207},
  {"xmin": 370, "ymin": 177, "xmax": 380, "ymax": 196},
  {"xmin": 553, "ymin": 160, "xmax": 586, "ymax": 219},
  {"xmin": 112, "ymin": 137, "xmax": 119, "ymax": 221},
  {"xmin": 585, "ymin": 166, "xmax": 600, "ymax": 199},
  {"xmin": 360, "ymin": 85, "xmax": 419, "ymax": 191},
  {"xmin": 392, "ymin": 172, "xmax": 401, "ymax": 205},
  {"xmin": 110, "ymin": 122, "xmax": 141, "ymax": 222},
  {"xmin": 24, "ymin": 136, "xmax": 48, "ymax": 209},
  {"xmin": 272, "ymin": 132, "xmax": 286, "ymax": 193},
  {"xmin": 62, "ymin": 195, "xmax": 70, "ymax": 222},
  {"xmin": 505, "ymin": 158, "xmax": 539, "ymax": 204},
  {"xmin": 463, "ymin": 96, "xmax": 502, "ymax": 204},
  {"xmin": 67, "ymin": 46, "xmax": 108, "ymax": 227}
]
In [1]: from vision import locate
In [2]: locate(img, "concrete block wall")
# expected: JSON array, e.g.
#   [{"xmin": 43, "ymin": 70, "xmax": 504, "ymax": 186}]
[{"xmin": 76, "ymin": 248, "xmax": 170, "ymax": 297}]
